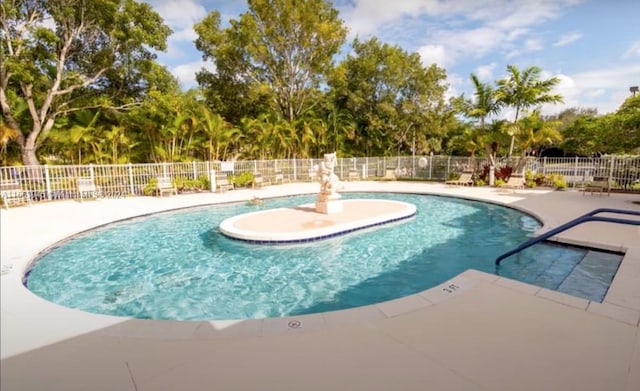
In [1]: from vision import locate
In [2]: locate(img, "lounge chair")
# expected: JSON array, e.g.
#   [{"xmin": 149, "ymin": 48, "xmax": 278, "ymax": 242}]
[
  {"xmin": 445, "ymin": 172, "xmax": 474, "ymax": 186},
  {"xmin": 252, "ymin": 173, "xmax": 269, "ymax": 188},
  {"xmin": 347, "ymin": 169, "xmax": 360, "ymax": 181},
  {"xmin": 216, "ymin": 175, "xmax": 234, "ymax": 192},
  {"xmin": 156, "ymin": 176, "xmax": 177, "ymax": 197},
  {"xmin": 77, "ymin": 177, "xmax": 102, "ymax": 202},
  {"xmin": 500, "ymin": 174, "xmax": 525, "ymax": 192},
  {"xmin": 583, "ymin": 178, "xmax": 611, "ymax": 196},
  {"xmin": 1, "ymin": 180, "xmax": 31, "ymax": 208}
]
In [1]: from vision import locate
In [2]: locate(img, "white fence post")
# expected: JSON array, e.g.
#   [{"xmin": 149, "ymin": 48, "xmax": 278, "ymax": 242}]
[
  {"xmin": 89, "ymin": 164, "xmax": 94, "ymax": 180},
  {"xmin": 44, "ymin": 164, "xmax": 52, "ymax": 201},
  {"xmin": 295, "ymin": 158, "xmax": 299, "ymax": 181},
  {"xmin": 609, "ymin": 155, "xmax": 615, "ymax": 183},
  {"xmin": 209, "ymin": 170, "xmax": 216, "ymax": 192},
  {"xmin": 192, "ymin": 161, "xmax": 197, "ymax": 180},
  {"xmin": 128, "ymin": 163, "xmax": 135, "ymax": 195},
  {"xmin": 429, "ymin": 153, "xmax": 433, "ymax": 180}
]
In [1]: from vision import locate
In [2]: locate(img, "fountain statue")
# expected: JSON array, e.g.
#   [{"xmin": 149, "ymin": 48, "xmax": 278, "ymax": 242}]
[{"xmin": 315, "ymin": 152, "xmax": 343, "ymax": 214}]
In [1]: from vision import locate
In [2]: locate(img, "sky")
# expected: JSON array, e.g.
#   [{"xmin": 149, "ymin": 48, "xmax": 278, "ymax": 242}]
[{"xmin": 146, "ymin": 0, "xmax": 640, "ymax": 118}]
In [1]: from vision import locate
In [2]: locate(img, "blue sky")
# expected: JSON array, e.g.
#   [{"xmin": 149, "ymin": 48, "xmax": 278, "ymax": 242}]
[{"xmin": 147, "ymin": 0, "xmax": 640, "ymax": 118}]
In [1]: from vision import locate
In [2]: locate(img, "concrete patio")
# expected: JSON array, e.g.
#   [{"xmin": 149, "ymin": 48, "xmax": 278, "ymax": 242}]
[{"xmin": 1, "ymin": 181, "xmax": 639, "ymax": 390}]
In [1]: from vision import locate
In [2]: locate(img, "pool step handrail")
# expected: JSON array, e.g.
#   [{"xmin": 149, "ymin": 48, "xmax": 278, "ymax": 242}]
[{"xmin": 495, "ymin": 208, "xmax": 640, "ymax": 266}]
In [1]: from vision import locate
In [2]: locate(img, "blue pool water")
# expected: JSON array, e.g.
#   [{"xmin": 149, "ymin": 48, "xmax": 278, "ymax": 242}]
[{"xmin": 25, "ymin": 192, "xmax": 603, "ymax": 321}]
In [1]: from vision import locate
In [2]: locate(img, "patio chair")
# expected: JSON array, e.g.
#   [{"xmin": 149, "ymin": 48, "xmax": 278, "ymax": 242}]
[
  {"xmin": 583, "ymin": 178, "xmax": 611, "ymax": 196},
  {"xmin": 500, "ymin": 174, "xmax": 525, "ymax": 192},
  {"xmin": 77, "ymin": 177, "xmax": 102, "ymax": 202},
  {"xmin": 445, "ymin": 172, "xmax": 474, "ymax": 186},
  {"xmin": 216, "ymin": 175, "xmax": 234, "ymax": 192},
  {"xmin": 156, "ymin": 176, "xmax": 177, "ymax": 197},
  {"xmin": 1, "ymin": 180, "xmax": 31, "ymax": 208},
  {"xmin": 252, "ymin": 173, "xmax": 269, "ymax": 188}
]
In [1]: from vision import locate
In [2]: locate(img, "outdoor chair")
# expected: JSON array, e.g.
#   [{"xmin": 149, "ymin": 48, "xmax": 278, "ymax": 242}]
[
  {"xmin": 445, "ymin": 172, "xmax": 474, "ymax": 186},
  {"xmin": 156, "ymin": 176, "xmax": 177, "ymax": 197},
  {"xmin": 216, "ymin": 175, "xmax": 234, "ymax": 192},
  {"xmin": 583, "ymin": 178, "xmax": 611, "ymax": 196},
  {"xmin": 252, "ymin": 173, "xmax": 269, "ymax": 188},
  {"xmin": 273, "ymin": 171, "xmax": 290, "ymax": 184},
  {"xmin": 77, "ymin": 177, "xmax": 102, "ymax": 202},
  {"xmin": 500, "ymin": 174, "xmax": 525, "ymax": 192},
  {"xmin": 1, "ymin": 180, "xmax": 31, "ymax": 209},
  {"xmin": 347, "ymin": 169, "xmax": 360, "ymax": 181}
]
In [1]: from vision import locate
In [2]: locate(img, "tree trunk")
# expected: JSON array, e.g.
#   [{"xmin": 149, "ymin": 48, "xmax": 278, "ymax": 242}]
[
  {"xmin": 508, "ymin": 135, "xmax": 515, "ymax": 158},
  {"xmin": 21, "ymin": 146, "xmax": 39, "ymax": 166}
]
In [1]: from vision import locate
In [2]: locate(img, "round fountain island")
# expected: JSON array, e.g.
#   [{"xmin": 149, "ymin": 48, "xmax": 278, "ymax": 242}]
[
  {"xmin": 221, "ymin": 153, "xmax": 416, "ymax": 243},
  {"xmin": 219, "ymin": 198, "xmax": 417, "ymax": 244}
]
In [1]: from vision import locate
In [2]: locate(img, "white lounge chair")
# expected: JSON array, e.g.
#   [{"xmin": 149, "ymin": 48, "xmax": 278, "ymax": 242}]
[
  {"xmin": 500, "ymin": 175, "xmax": 525, "ymax": 192},
  {"xmin": 445, "ymin": 172, "xmax": 474, "ymax": 186}
]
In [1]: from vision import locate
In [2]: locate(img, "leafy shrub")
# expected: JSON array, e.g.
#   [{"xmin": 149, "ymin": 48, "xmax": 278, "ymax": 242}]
[
  {"xmin": 174, "ymin": 176, "xmax": 211, "ymax": 192},
  {"xmin": 547, "ymin": 174, "xmax": 567, "ymax": 190},
  {"xmin": 143, "ymin": 178, "xmax": 158, "ymax": 196},
  {"xmin": 479, "ymin": 164, "xmax": 513, "ymax": 182},
  {"xmin": 495, "ymin": 178, "xmax": 505, "ymax": 187},
  {"xmin": 525, "ymin": 170, "xmax": 546, "ymax": 186},
  {"xmin": 230, "ymin": 172, "xmax": 254, "ymax": 187}
]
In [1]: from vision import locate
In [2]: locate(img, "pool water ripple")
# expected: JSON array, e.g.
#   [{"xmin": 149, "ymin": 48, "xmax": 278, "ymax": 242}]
[{"xmin": 26, "ymin": 193, "xmax": 547, "ymax": 320}]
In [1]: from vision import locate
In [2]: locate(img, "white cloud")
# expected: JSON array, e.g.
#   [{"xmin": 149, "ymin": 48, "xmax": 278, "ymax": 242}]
[
  {"xmin": 146, "ymin": 0, "xmax": 207, "ymax": 31},
  {"xmin": 339, "ymin": 0, "xmax": 439, "ymax": 37},
  {"xmin": 475, "ymin": 63, "xmax": 497, "ymax": 80},
  {"xmin": 339, "ymin": 0, "xmax": 580, "ymax": 68},
  {"xmin": 146, "ymin": 0, "xmax": 207, "ymax": 57},
  {"xmin": 539, "ymin": 64, "xmax": 640, "ymax": 115},
  {"xmin": 417, "ymin": 44, "xmax": 447, "ymax": 68},
  {"xmin": 524, "ymin": 38, "xmax": 544, "ymax": 52},
  {"xmin": 553, "ymin": 31, "xmax": 582, "ymax": 47},
  {"xmin": 172, "ymin": 61, "xmax": 216, "ymax": 89},
  {"xmin": 622, "ymin": 42, "xmax": 640, "ymax": 59}
]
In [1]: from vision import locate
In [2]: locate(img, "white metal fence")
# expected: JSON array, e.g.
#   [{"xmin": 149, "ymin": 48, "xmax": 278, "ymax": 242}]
[{"xmin": 1, "ymin": 155, "xmax": 639, "ymax": 204}]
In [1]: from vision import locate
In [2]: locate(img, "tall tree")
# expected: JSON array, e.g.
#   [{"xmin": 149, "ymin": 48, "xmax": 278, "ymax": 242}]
[
  {"xmin": 513, "ymin": 109, "xmax": 561, "ymax": 171},
  {"xmin": 495, "ymin": 65, "xmax": 563, "ymax": 158},
  {"xmin": 328, "ymin": 37, "xmax": 448, "ymax": 156},
  {"xmin": 194, "ymin": 0, "xmax": 348, "ymax": 125},
  {"xmin": 453, "ymin": 74, "xmax": 504, "ymax": 165},
  {"xmin": 0, "ymin": 0, "xmax": 171, "ymax": 166}
]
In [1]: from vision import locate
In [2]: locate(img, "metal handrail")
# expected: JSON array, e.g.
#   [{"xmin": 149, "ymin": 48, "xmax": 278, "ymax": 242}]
[{"xmin": 495, "ymin": 208, "xmax": 640, "ymax": 266}]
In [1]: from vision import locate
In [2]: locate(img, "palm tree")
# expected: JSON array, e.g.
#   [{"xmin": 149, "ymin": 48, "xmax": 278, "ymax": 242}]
[
  {"xmin": 467, "ymin": 73, "xmax": 504, "ymax": 166},
  {"xmin": 496, "ymin": 65, "xmax": 563, "ymax": 158}
]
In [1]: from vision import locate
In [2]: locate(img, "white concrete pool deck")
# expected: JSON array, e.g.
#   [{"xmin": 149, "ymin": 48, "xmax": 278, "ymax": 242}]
[{"xmin": 1, "ymin": 181, "xmax": 639, "ymax": 390}]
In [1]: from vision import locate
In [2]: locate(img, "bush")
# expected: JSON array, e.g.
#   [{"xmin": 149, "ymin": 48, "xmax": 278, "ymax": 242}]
[
  {"xmin": 143, "ymin": 178, "xmax": 158, "ymax": 196},
  {"xmin": 554, "ymin": 177, "xmax": 567, "ymax": 190},
  {"xmin": 546, "ymin": 173, "xmax": 567, "ymax": 190},
  {"xmin": 230, "ymin": 172, "xmax": 254, "ymax": 187},
  {"xmin": 479, "ymin": 164, "xmax": 513, "ymax": 182}
]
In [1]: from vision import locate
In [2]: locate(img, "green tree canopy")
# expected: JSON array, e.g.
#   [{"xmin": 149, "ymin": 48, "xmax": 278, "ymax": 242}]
[
  {"xmin": 1, "ymin": 0, "xmax": 172, "ymax": 166},
  {"xmin": 194, "ymin": 0, "xmax": 348, "ymax": 125},
  {"xmin": 328, "ymin": 37, "xmax": 449, "ymax": 156},
  {"xmin": 495, "ymin": 65, "xmax": 563, "ymax": 157}
]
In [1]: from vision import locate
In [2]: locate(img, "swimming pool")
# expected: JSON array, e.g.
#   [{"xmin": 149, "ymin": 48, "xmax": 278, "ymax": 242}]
[{"xmin": 25, "ymin": 193, "xmax": 547, "ymax": 320}]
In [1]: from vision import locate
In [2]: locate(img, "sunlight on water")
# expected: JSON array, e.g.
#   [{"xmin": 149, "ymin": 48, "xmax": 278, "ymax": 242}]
[{"xmin": 27, "ymin": 193, "xmax": 548, "ymax": 320}]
